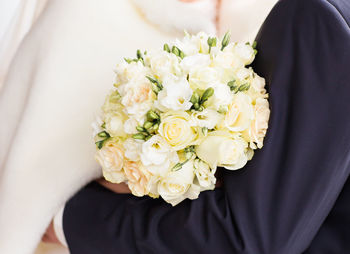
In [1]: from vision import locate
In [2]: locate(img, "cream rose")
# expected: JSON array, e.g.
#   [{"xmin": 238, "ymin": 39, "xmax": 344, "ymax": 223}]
[
  {"xmin": 124, "ymin": 160, "xmax": 152, "ymax": 197},
  {"xmin": 244, "ymin": 98, "xmax": 270, "ymax": 149},
  {"xmin": 140, "ymin": 135, "xmax": 179, "ymax": 177},
  {"xmin": 174, "ymin": 31, "xmax": 209, "ymax": 55},
  {"xmin": 96, "ymin": 141, "xmax": 126, "ymax": 183},
  {"xmin": 158, "ymin": 159, "xmax": 200, "ymax": 206},
  {"xmin": 158, "ymin": 111, "xmax": 197, "ymax": 150},
  {"xmin": 196, "ymin": 131, "xmax": 249, "ymax": 170},
  {"xmin": 222, "ymin": 93, "xmax": 254, "ymax": 132}
]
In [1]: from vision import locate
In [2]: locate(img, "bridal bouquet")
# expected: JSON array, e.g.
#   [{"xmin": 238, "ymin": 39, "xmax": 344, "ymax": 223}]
[{"xmin": 93, "ymin": 32, "xmax": 270, "ymax": 206}]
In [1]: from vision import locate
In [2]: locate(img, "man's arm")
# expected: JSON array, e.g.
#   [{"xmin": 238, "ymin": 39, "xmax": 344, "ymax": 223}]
[{"xmin": 63, "ymin": 0, "xmax": 350, "ymax": 253}]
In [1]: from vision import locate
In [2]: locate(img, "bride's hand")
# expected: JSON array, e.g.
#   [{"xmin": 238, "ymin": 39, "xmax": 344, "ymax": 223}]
[{"xmin": 96, "ymin": 178, "xmax": 132, "ymax": 194}]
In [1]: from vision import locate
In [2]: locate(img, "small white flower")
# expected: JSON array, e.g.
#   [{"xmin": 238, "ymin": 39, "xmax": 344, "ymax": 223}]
[
  {"xmin": 191, "ymin": 109, "xmax": 223, "ymax": 129},
  {"xmin": 232, "ymin": 42, "xmax": 255, "ymax": 66},
  {"xmin": 104, "ymin": 112, "xmax": 126, "ymax": 138},
  {"xmin": 180, "ymin": 53, "xmax": 211, "ymax": 74},
  {"xmin": 189, "ymin": 67, "xmax": 220, "ymax": 91},
  {"xmin": 155, "ymin": 76, "xmax": 193, "ymax": 111},
  {"xmin": 123, "ymin": 138, "xmax": 143, "ymax": 161},
  {"xmin": 148, "ymin": 50, "xmax": 182, "ymax": 80},
  {"xmin": 194, "ymin": 159, "xmax": 216, "ymax": 191},
  {"xmin": 123, "ymin": 117, "xmax": 139, "ymax": 134},
  {"xmin": 205, "ymin": 82, "xmax": 233, "ymax": 111},
  {"xmin": 115, "ymin": 61, "xmax": 149, "ymax": 85},
  {"xmin": 140, "ymin": 135, "xmax": 179, "ymax": 177}
]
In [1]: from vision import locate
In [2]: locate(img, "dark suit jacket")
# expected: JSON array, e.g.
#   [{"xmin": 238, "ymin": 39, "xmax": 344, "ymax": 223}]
[{"xmin": 62, "ymin": 0, "xmax": 350, "ymax": 253}]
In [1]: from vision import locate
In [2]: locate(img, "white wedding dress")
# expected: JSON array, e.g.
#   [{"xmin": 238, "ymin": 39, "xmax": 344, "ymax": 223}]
[{"xmin": 0, "ymin": 0, "xmax": 277, "ymax": 253}]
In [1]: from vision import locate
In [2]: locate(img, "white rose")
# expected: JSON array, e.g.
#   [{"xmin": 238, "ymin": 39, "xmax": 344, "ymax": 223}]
[
  {"xmin": 140, "ymin": 135, "xmax": 179, "ymax": 177},
  {"xmin": 191, "ymin": 109, "xmax": 223, "ymax": 129},
  {"xmin": 104, "ymin": 112, "xmax": 126, "ymax": 137},
  {"xmin": 158, "ymin": 111, "xmax": 197, "ymax": 150},
  {"xmin": 180, "ymin": 53, "xmax": 211, "ymax": 74},
  {"xmin": 196, "ymin": 131, "xmax": 249, "ymax": 170},
  {"xmin": 148, "ymin": 50, "xmax": 182, "ymax": 80},
  {"xmin": 205, "ymin": 82, "xmax": 233, "ymax": 111},
  {"xmin": 189, "ymin": 67, "xmax": 220, "ymax": 91},
  {"xmin": 123, "ymin": 138, "xmax": 142, "ymax": 161},
  {"xmin": 155, "ymin": 76, "xmax": 193, "ymax": 111},
  {"xmin": 96, "ymin": 141, "xmax": 126, "ymax": 183},
  {"xmin": 194, "ymin": 159, "xmax": 216, "ymax": 190},
  {"xmin": 222, "ymin": 93, "xmax": 254, "ymax": 132},
  {"xmin": 158, "ymin": 159, "xmax": 200, "ymax": 206},
  {"xmin": 244, "ymin": 98, "xmax": 270, "ymax": 149}
]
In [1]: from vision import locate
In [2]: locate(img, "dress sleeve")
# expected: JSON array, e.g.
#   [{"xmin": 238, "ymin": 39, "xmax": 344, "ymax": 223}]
[{"xmin": 63, "ymin": 0, "xmax": 350, "ymax": 253}]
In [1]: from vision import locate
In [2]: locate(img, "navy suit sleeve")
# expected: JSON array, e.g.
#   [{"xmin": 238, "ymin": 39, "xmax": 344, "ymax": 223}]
[{"xmin": 63, "ymin": 0, "xmax": 350, "ymax": 253}]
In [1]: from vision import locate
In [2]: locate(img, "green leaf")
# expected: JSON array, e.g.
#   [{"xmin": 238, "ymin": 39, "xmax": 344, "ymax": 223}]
[
  {"xmin": 97, "ymin": 131, "xmax": 110, "ymax": 138},
  {"xmin": 95, "ymin": 140, "xmax": 104, "ymax": 149},
  {"xmin": 252, "ymin": 41, "xmax": 257, "ymax": 49}
]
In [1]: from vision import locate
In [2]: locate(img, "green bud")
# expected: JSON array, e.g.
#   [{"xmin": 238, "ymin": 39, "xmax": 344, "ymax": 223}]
[
  {"xmin": 254, "ymin": 49, "xmax": 258, "ymax": 55},
  {"xmin": 227, "ymin": 80, "xmax": 237, "ymax": 92},
  {"xmin": 252, "ymin": 41, "xmax": 257, "ymax": 49},
  {"xmin": 147, "ymin": 110, "xmax": 160, "ymax": 120},
  {"xmin": 101, "ymin": 122, "xmax": 106, "ymax": 129},
  {"xmin": 150, "ymin": 123, "xmax": 159, "ymax": 131},
  {"xmin": 198, "ymin": 106, "xmax": 204, "ymax": 112},
  {"xmin": 136, "ymin": 49, "xmax": 142, "ymax": 60},
  {"xmin": 163, "ymin": 43, "xmax": 171, "ymax": 53},
  {"xmin": 201, "ymin": 87, "xmax": 214, "ymax": 102},
  {"xmin": 207, "ymin": 37, "xmax": 217, "ymax": 53},
  {"xmin": 237, "ymin": 83, "xmax": 251, "ymax": 92},
  {"xmin": 221, "ymin": 31, "xmax": 231, "ymax": 50},
  {"xmin": 136, "ymin": 126, "xmax": 145, "ymax": 132},
  {"xmin": 172, "ymin": 46, "xmax": 180, "ymax": 56},
  {"xmin": 143, "ymin": 121, "xmax": 153, "ymax": 130},
  {"xmin": 194, "ymin": 102, "xmax": 200, "ymax": 110},
  {"xmin": 179, "ymin": 50, "xmax": 185, "ymax": 59},
  {"xmin": 190, "ymin": 92, "xmax": 200, "ymax": 104},
  {"xmin": 132, "ymin": 133, "xmax": 146, "ymax": 140}
]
